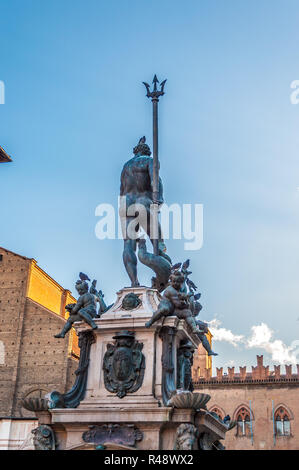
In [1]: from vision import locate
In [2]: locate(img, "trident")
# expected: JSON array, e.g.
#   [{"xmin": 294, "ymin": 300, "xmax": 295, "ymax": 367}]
[{"xmin": 143, "ymin": 75, "xmax": 167, "ymax": 256}]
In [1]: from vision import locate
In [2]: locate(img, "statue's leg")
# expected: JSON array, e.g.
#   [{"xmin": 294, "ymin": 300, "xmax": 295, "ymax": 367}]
[
  {"xmin": 195, "ymin": 319, "xmax": 208, "ymax": 331},
  {"xmin": 54, "ymin": 319, "xmax": 73, "ymax": 338},
  {"xmin": 143, "ymin": 205, "xmax": 166, "ymax": 254},
  {"xmin": 145, "ymin": 305, "xmax": 168, "ymax": 328},
  {"xmin": 198, "ymin": 332, "xmax": 218, "ymax": 356},
  {"xmin": 184, "ymin": 314, "xmax": 201, "ymax": 335},
  {"xmin": 123, "ymin": 238, "xmax": 139, "ymax": 287},
  {"xmin": 79, "ymin": 310, "xmax": 98, "ymax": 330}
]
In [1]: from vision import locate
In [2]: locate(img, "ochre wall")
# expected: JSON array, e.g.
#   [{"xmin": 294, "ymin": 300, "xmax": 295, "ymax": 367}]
[
  {"xmin": 28, "ymin": 261, "xmax": 68, "ymax": 317},
  {"xmin": 27, "ymin": 260, "xmax": 78, "ymax": 357},
  {"xmin": 192, "ymin": 331, "xmax": 212, "ymax": 380}
]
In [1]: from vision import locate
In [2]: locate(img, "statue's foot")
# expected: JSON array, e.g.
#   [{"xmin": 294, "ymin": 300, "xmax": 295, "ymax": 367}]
[
  {"xmin": 131, "ymin": 281, "xmax": 140, "ymax": 287},
  {"xmin": 208, "ymin": 351, "xmax": 218, "ymax": 356},
  {"xmin": 54, "ymin": 333, "xmax": 65, "ymax": 339},
  {"xmin": 91, "ymin": 323, "xmax": 98, "ymax": 330},
  {"xmin": 145, "ymin": 321, "xmax": 152, "ymax": 328}
]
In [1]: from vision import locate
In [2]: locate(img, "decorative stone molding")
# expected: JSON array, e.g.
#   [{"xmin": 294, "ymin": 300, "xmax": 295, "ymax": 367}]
[
  {"xmin": 49, "ymin": 330, "xmax": 95, "ymax": 409},
  {"xmin": 159, "ymin": 326, "xmax": 177, "ymax": 406},
  {"xmin": 121, "ymin": 293, "xmax": 142, "ymax": 311},
  {"xmin": 21, "ymin": 397, "xmax": 49, "ymax": 412},
  {"xmin": 103, "ymin": 330, "xmax": 145, "ymax": 398},
  {"xmin": 32, "ymin": 425, "xmax": 56, "ymax": 450},
  {"xmin": 195, "ymin": 410, "xmax": 227, "ymax": 440},
  {"xmin": 173, "ymin": 423, "xmax": 198, "ymax": 450},
  {"xmin": 167, "ymin": 391, "xmax": 210, "ymax": 410},
  {"xmin": 82, "ymin": 424, "xmax": 143, "ymax": 448},
  {"xmin": 100, "ymin": 287, "xmax": 161, "ymax": 320}
]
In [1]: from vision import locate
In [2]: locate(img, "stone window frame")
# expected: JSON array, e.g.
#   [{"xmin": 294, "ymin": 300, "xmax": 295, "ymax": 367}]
[
  {"xmin": 208, "ymin": 405, "xmax": 226, "ymax": 421},
  {"xmin": 274, "ymin": 404, "xmax": 293, "ymax": 438},
  {"xmin": 233, "ymin": 404, "xmax": 254, "ymax": 438}
]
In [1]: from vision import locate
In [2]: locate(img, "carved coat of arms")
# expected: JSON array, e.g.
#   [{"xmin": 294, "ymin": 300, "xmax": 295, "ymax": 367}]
[{"xmin": 103, "ymin": 330, "xmax": 145, "ymax": 398}]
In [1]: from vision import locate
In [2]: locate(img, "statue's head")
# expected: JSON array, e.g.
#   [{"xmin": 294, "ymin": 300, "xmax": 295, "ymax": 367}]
[
  {"xmin": 75, "ymin": 280, "xmax": 89, "ymax": 295},
  {"xmin": 170, "ymin": 271, "xmax": 184, "ymax": 290},
  {"xmin": 175, "ymin": 424, "xmax": 198, "ymax": 450},
  {"xmin": 179, "ymin": 339, "xmax": 195, "ymax": 358},
  {"xmin": 113, "ymin": 330, "xmax": 135, "ymax": 348},
  {"xmin": 133, "ymin": 136, "xmax": 152, "ymax": 157}
]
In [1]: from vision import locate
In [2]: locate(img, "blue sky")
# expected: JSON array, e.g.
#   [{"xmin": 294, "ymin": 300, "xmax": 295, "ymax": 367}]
[{"xmin": 1, "ymin": 0, "xmax": 299, "ymax": 372}]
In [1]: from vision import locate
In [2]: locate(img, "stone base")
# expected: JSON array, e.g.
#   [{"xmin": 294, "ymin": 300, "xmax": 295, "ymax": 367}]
[
  {"xmin": 73, "ymin": 287, "xmax": 200, "ymax": 409},
  {"xmin": 45, "ymin": 287, "xmax": 230, "ymax": 450},
  {"xmin": 49, "ymin": 407, "xmax": 228, "ymax": 450}
]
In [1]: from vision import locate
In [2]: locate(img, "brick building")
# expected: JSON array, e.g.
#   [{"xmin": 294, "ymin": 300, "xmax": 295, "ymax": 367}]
[
  {"xmin": 0, "ymin": 247, "xmax": 79, "ymax": 449},
  {"xmin": 193, "ymin": 355, "xmax": 299, "ymax": 450}
]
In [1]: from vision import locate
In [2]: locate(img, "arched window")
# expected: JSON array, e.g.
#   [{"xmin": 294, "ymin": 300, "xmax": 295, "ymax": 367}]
[
  {"xmin": 275, "ymin": 407, "xmax": 291, "ymax": 436},
  {"xmin": 197, "ymin": 367, "xmax": 201, "ymax": 378},
  {"xmin": 236, "ymin": 407, "xmax": 251, "ymax": 437},
  {"xmin": 209, "ymin": 406, "xmax": 225, "ymax": 421}
]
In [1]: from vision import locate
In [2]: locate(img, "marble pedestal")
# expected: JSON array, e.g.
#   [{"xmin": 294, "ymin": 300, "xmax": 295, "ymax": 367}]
[{"xmin": 42, "ymin": 287, "xmax": 228, "ymax": 450}]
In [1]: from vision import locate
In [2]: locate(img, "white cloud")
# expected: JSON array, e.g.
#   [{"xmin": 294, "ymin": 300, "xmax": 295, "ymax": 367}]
[
  {"xmin": 246, "ymin": 323, "xmax": 298, "ymax": 365},
  {"xmin": 207, "ymin": 319, "xmax": 298, "ymax": 365},
  {"xmin": 207, "ymin": 319, "xmax": 244, "ymax": 347}
]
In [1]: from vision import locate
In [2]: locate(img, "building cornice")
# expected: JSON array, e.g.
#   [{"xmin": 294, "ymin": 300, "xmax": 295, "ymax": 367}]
[
  {"xmin": 0, "ymin": 146, "xmax": 12, "ymax": 162},
  {"xmin": 194, "ymin": 356, "xmax": 299, "ymax": 386},
  {"xmin": 194, "ymin": 377, "xmax": 299, "ymax": 387}
]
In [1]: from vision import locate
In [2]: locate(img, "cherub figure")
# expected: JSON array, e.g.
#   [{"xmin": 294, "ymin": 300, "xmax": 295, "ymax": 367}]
[
  {"xmin": 175, "ymin": 260, "xmax": 218, "ymax": 357},
  {"xmin": 145, "ymin": 271, "xmax": 217, "ymax": 356},
  {"xmin": 145, "ymin": 271, "xmax": 200, "ymax": 333},
  {"xmin": 54, "ymin": 277, "xmax": 98, "ymax": 339}
]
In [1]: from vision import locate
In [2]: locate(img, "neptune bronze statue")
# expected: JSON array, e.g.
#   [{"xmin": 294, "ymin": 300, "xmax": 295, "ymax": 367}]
[{"xmin": 120, "ymin": 137, "xmax": 172, "ymax": 291}]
